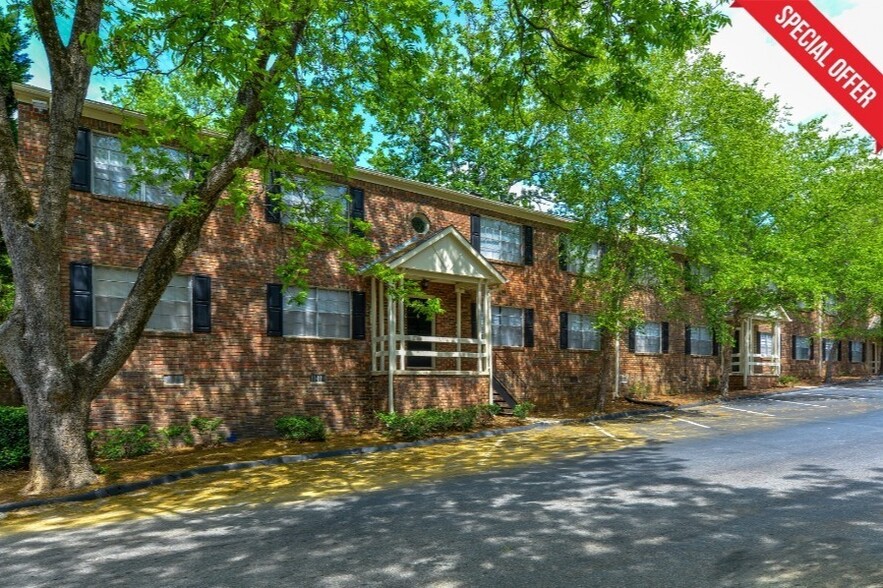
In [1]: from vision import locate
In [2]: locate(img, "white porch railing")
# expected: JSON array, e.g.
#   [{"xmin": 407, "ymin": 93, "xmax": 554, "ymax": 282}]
[{"xmin": 372, "ymin": 335, "xmax": 490, "ymax": 372}]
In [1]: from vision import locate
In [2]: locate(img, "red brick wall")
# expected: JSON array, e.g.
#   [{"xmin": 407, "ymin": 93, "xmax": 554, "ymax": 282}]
[{"xmin": 15, "ymin": 101, "xmax": 880, "ymax": 434}]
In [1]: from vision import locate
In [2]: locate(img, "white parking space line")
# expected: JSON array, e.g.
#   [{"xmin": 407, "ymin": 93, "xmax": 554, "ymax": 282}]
[
  {"xmin": 770, "ymin": 399, "xmax": 826, "ymax": 408},
  {"xmin": 717, "ymin": 405, "xmax": 776, "ymax": 417},
  {"xmin": 592, "ymin": 423, "xmax": 619, "ymax": 439},
  {"xmin": 661, "ymin": 413, "xmax": 711, "ymax": 429}
]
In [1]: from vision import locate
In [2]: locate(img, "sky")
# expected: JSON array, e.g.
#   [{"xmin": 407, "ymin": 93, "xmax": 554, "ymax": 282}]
[
  {"xmin": 709, "ymin": 0, "xmax": 883, "ymax": 136},
  {"xmin": 17, "ymin": 0, "xmax": 883, "ymax": 143}
]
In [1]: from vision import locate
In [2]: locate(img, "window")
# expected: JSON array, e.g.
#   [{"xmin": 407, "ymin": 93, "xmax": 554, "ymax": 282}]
[
  {"xmin": 92, "ymin": 134, "xmax": 187, "ymax": 205},
  {"xmin": 492, "ymin": 306, "xmax": 524, "ymax": 347},
  {"xmin": 93, "ymin": 267, "xmax": 191, "ymax": 332},
  {"xmin": 794, "ymin": 336, "xmax": 811, "ymax": 360},
  {"xmin": 690, "ymin": 326, "xmax": 714, "ymax": 356},
  {"xmin": 279, "ymin": 178, "xmax": 348, "ymax": 225},
  {"xmin": 284, "ymin": 287, "xmax": 351, "ymax": 339},
  {"xmin": 567, "ymin": 313, "xmax": 600, "ymax": 350},
  {"xmin": 851, "ymin": 341, "xmax": 864, "ymax": 363},
  {"xmin": 758, "ymin": 332, "xmax": 774, "ymax": 357},
  {"xmin": 567, "ymin": 242, "xmax": 603, "ymax": 274},
  {"xmin": 824, "ymin": 339, "xmax": 840, "ymax": 361},
  {"xmin": 634, "ymin": 322, "xmax": 662, "ymax": 354},
  {"xmin": 411, "ymin": 213, "xmax": 430, "ymax": 235},
  {"xmin": 481, "ymin": 217, "xmax": 522, "ymax": 264}
]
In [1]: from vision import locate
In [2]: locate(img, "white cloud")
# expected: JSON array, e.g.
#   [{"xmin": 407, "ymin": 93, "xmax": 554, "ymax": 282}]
[{"xmin": 709, "ymin": 0, "xmax": 883, "ymax": 136}]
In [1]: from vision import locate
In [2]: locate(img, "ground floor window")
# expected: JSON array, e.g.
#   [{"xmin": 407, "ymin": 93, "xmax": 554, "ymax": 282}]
[
  {"xmin": 794, "ymin": 336, "xmax": 811, "ymax": 360},
  {"xmin": 492, "ymin": 306, "xmax": 524, "ymax": 347},
  {"xmin": 758, "ymin": 332, "xmax": 774, "ymax": 357},
  {"xmin": 567, "ymin": 313, "xmax": 600, "ymax": 350},
  {"xmin": 823, "ymin": 339, "xmax": 840, "ymax": 362},
  {"xmin": 284, "ymin": 287, "xmax": 351, "ymax": 339},
  {"xmin": 850, "ymin": 341, "xmax": 864, "ymax": 363},
  {"xmin": 94, "ymin": 267, "xmax": 191, "ymax": 332},
  {"xmin": 690, "ymin": 326, "xmax": 713, "ymax": 357},
  {"xmin": 634, "ymin": 322, "xmax": 662, "ymax": 354}
]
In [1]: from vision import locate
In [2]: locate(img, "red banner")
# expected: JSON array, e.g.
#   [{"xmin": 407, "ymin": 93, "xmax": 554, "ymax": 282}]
[{"xmin": 733, "ymin": 0, "xmax": 883, "ymax": 151}]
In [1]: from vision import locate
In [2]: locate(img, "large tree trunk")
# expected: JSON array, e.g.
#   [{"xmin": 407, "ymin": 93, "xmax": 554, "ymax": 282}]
[
  {"xmin": 824, "ymin": 355, "xmax": 835, "ymax": 384},
  {"xmin": 23, "ymin": 388, "xmax": 96, "ymax": 494}
]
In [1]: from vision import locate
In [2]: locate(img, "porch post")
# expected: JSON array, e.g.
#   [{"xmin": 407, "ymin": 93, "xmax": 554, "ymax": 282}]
[
  {"xmin": 371, "ymin": 278, "xmax": 378, "ymax": 372},
  {"xmin": 484, "ymin": 281, "xmax": 494, "ymax": 403},
  {"xmin": 456, "ymin": 286, "xmax": 463, "ymax": 372},
  {"xmin": 387, "ymin": 292, "xmax": 396, "ymax": 412},
  {"xmin": 398, "ymin": 298, "xmax": 406, "ymax": 371},
  {"xmin": 774, "ymin": 320, "xmax": 782, "ymax": 376},
  {"xmin": 743, "ymin": 318, "xmax": 751, "ymax": 389}
]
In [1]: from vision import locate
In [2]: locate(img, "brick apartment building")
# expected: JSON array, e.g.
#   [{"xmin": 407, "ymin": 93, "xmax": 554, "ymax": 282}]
[{"xmin": 4, "ymin": 83, "xmax": 879, "ymax": 435}]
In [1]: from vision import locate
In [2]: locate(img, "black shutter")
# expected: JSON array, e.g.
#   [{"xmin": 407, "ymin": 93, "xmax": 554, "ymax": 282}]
[
  {"xmin": 848, "ymin": 341, "xmax": 853, "ymax": 363},
  {"xmin": 684, "ymin": 325, "xmax": 692, "ymax": 356},
  {"xmin": 628, "ymin": 327, "xmax": 636, "ymax": 353},
  {"xmin": 558, "ymin": 237, "xmax": 568, "ymax": 271},
  {"xmin": 837, "ymin": 340, "xmax": 842, "ymax": 361},
  {"xmin": 755, "ymin": 331, "xmax": 761, "ymax": 354},
  {"xmin": 862, "ymin": 341, "xmax": 867, "ymax": 362},
  {"xmin": 71, "ymin": 128, "xmax": 91, "ymax": 191},
  {"xmin": 523, "ymin": 225, "xmax": 534, "ymax": 265},
  {"xmin": 810, "ymin": 338, "xmax": 815, "ymax": 360},
  {"xmin": 349, "ymin": 187, "xmax": 365, "ymax": 236},
  {"xmin": 822, "ymin": 338, "xmax": 828, "ymax": 360},
  {"xmin": 791, "ymin": 335, "xmax": 797, "ymax": 360},
  {"xmin": 69, "ymin": 262, "xmax": 93, "ymax": 327},
  {"xmin": 712, "ymin": 330, "xmax": 720, "ymax": 357},
  {"xmin": 192, "ymin": 275, "xmax": 212, "ymax": 333},
  {"xmin": 351, "ymin": 291, "xmax": 366, "ymax": 340},
  {"xmin": 524, "ymin": 309, "xmax": 534, "ymax": 348},
  {"xmin": 265, "ymin": 172, "xmax": 282, "ymax": 223},
  {"xmin": 662, "ymin": 322, "xmax": 670, "ymax": 354},
  {"xmin": 559, "ymin": 312, "xmax": 569, "ymax": 349},
  {"xmin": 470, "ymin": 214, "xmax": 481, "ymax": 251},
  {"xmin": 471, "ymin": 303, "xmax": 477, "ymax": 339},
  {"xmin": 733, "ymin": 329, "xmax": 740, "ymax": 354},
  {"xmin": 267, "ymin": 284, "xmax": 283, "ymax": 336}
]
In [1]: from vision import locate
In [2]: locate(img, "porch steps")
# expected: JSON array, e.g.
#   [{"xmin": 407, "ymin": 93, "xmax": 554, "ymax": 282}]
[{"xmin": 492, "ymin": 376, "xmax": 517, "ymax": 416}]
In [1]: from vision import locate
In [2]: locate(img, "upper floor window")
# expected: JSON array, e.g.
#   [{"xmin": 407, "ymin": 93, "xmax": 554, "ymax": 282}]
[
  {"xmin": 280, "ymin": 178, "xmax": 349, "ymax": 224},
  {"xmin": 93, "ymin": 267, "xmax": 192, "ymax": 332},
  {"xmin": 481, "ymin": 217, "xmax": 523, "ymax": 264},
  {"xmin": 567, "ymin": 313, "xmax": 600, "ymax": 350},
  {"xmin": 689, "ymin": 326, "xmax": 714, "ymax": 356},
  {"xmin": 92, "ymin": 134, "xmax": 187, "ymax": 206},
  {"xmin": 566, "ymin": 242, "xmax": 603, "ymax": 274},
  {"xmin": 492, "ymin": 306, "xmax": 524, "ymax": 347},
  {"xmin": 283, "ymin": 287, "xmax": 351, "ymax": 339}
]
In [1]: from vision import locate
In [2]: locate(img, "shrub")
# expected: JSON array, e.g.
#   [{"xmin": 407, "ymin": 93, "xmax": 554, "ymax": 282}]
[
  {"xmin": 476, "ymin": 403, "xmax": 501, "ymax": 418},
  {"xmin": 275, "ymin": 415, "xmax": 327, "ymax": 442},
  {"xmin": 376, "ymin": 406, "xmax": 480, "ymax": 441},
  {"xmin": 512, "ymin": 401, "xmax": 535, "ymax": 419},
  {"xmin": 0, "ymin": 406, "xmax": 28, "ymax": 470},
  {"xmin": 157, "ymin": 423, "xmax": 195, "ymax": 447},
  {"xmin": 779, "ymin": 375, "xmax": 799, "ymax": 386},
  {"xmin": 88, "ymin": 425, "xmax": 157, "ymax": 460},
  {"xmin": 190, "ymin": 416, "xmax": 225, "ymax": 446}
]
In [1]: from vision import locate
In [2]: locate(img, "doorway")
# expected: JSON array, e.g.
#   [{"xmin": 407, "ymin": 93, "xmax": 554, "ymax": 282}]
[{"xmin": 406, "ymin": 303, "xmax": 433, "ymax": 369}]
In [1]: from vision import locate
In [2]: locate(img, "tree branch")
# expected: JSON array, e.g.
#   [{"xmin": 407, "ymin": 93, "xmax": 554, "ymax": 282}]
[{"xmin": 30, "ymin": 0, "xmax": 67, "ymax": 75}]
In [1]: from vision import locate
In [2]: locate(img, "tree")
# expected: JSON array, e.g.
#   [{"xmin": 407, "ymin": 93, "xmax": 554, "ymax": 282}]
[{"xmin": 0, "ymin": 0, "xmax": 729, "ymax": 494}]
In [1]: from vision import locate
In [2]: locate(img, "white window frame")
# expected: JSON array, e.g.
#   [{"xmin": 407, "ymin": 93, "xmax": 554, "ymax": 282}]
[
  {"xmin": 283, "ymin": 287, "xmax": 352, "ymax": 340},
  {"xmin": 91, "ymin": 132, "xmax": 188, "ymax": 206},
  {"xmin": 566, "ymin": 242, "xmax": 603, "ymax": 274},
  {"xmin": 794, "ymin": 336, "xmax": 811, "ymax": 361},
  {"xmin": 634, "ymin": 322, "xmax": 662, "ymax": 355},
  {"xmin": 481, "ymin": 217, "xmax": 523, "ymax": 264},
  {"xmin": 567, "ymin": 313, "xmax": 600, "ymax": 350},
  {"xmin": 758, "ymin": 332, "xmax": 774, "ymax": 357},
  {"xmin": 850, "ymin": 341, "xmax": 864, "ymax": 363},
  {"xmin": 690, "ymin": 326, "xmax": 714, "ymax": 357},
  {"xmin": 492, "ymin": 306, "xmax": 524, "ymax": 347},
  {"xmin": 92, "ymin": 266, "xmax": 193, "ymax": 333}
]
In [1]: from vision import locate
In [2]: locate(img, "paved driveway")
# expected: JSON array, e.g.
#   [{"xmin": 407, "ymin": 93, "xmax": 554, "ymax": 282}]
[{"xmin": 3, "ymin": 383, "xmax": 883, "ymax": 587}]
